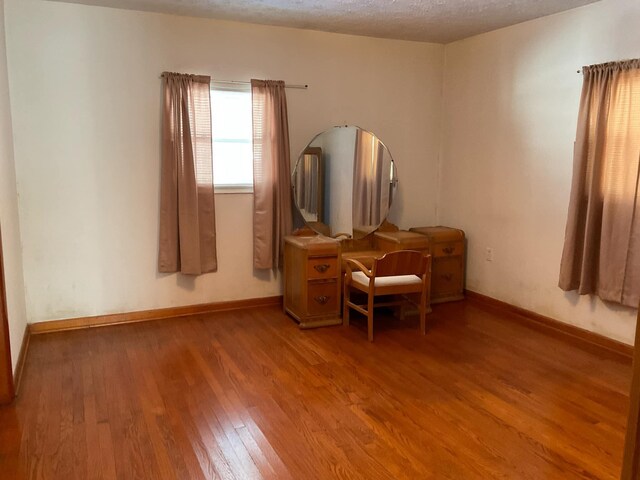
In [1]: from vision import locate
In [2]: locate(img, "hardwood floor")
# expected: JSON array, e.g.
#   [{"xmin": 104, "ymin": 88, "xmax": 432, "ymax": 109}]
[{"xmin": 0, "ymin": 300, "xmax": 631, "ymax": 479}]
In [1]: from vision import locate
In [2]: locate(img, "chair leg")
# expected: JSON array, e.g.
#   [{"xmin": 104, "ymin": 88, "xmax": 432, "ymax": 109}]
[
  {"xmin": 367, "ymin": 293, "xmax": 374, "ymax": 342},
  {"xmin": 343, "ymin": 281, "xmax": 350, "ymax": 326}
]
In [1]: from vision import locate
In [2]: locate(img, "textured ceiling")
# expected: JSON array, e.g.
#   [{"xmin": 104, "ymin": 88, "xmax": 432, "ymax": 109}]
[{"xmin": 50, "ymin": 0, "xmax": 601, "ymax": 43}]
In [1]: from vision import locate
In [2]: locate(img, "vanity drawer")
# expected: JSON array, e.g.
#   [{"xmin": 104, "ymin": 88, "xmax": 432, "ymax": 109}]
[
  {"xmin": 284, "ymin": 235, "xmax": 342, "ymax": 328},
  {"xmin": 432, "ymin": 257, "xmax": 463, "ymax": 298},
  {"xmin": 307, "ymin": 256, "xmax": 339, "ymax": 279},
  {"xmin": 432, "ymin": 242, "xmax": 463, "ymax": 258},
  {"xmin": 307, "ymin": 281, "xmax": 339, "ymax": 315}
]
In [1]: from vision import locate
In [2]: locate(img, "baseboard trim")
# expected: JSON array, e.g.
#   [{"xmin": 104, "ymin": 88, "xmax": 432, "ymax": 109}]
[
  {"xmin": 465, "ymin": 290, "xmax": 633, "ymax": 361},
  {"xmin": 29, "ymin": 295, "xmax": 284, "ymax": 335},
  {"xmin": 13, "ymin": 324, "xmax": 30, "ymax": 395}
]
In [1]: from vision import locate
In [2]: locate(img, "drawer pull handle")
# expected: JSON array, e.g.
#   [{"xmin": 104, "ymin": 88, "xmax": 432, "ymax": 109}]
[
  {"xmin": 314, "ymin": 295, "xmax": 330, "ymax": 305},
  {"xmin": 440, "ymin": 274, "xmax": 453, "ymax": 281},
  {"xmin": 314, "ymin": 264, "xmax": 330, "ymax": 273},
  {"xmin": 442, "ymin": 246, "xmax": 455, "ymax": 255}
]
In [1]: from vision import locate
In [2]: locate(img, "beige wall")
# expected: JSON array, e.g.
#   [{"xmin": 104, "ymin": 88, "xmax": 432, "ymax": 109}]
[
  {"xmin": 5, "ymin": 0, "xmax": 444, "ymax": 323},
  {"xmin": 0, "ymin": 0, "xmax": 26, "ymax": 371},
  {"xmin": 440, "ymin": 0, "xmax": 640, "ymax": 344}
]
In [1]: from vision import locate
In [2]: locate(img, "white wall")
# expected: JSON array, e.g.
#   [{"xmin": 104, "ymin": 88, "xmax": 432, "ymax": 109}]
[
  {"xmin": 5, "ymin": 0, "xmax": 443, "ymax": 323},
  {"xmin": 0, "ymin": 0, "xmax": 26, "ymax": 371},
  {"xmin": 440, "ymin": 0, "xmax": 640, "ymax": 344}
]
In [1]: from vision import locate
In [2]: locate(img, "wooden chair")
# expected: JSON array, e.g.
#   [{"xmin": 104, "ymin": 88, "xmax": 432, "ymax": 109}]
[{"xmin": 343, "ymin": 250, "xmax": 432, "ymax": 341}]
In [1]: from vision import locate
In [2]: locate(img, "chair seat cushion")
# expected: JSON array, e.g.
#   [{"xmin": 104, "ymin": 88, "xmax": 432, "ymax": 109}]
[{"xmin": 352, "ymin": 271, "xmax": 422, "ymax": 288}]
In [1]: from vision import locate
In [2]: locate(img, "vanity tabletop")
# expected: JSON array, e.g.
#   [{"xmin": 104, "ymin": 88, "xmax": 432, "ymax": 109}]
[
  {"xmin": 284, "ymin": 235, "xmax": 340, "ymax": 254},
  {"xmin": 374, "ymin": 231, "xmax": 429, "ymax": 242}
]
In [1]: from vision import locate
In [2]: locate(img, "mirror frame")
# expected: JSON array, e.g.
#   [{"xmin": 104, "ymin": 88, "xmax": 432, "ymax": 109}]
[{"xmin": 292, "ymin": 125, "xmax": 398, "ymax": 239}]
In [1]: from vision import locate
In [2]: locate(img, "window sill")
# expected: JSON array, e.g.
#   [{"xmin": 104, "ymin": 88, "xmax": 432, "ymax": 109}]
[{"xmin": 214, "ymin": 185, "xmax": 253, "ymax": 194}]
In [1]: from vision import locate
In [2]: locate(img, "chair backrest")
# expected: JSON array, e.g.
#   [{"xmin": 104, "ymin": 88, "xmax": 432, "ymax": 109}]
[{"xmin": 373, "ymin": 250, "xmax": 429, "ymax": 277}]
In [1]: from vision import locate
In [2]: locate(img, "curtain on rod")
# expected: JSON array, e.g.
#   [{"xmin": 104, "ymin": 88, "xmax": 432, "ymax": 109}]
[
  {"xmin": 158, "ymin": 72, "xmax": 217, "ymax": 275},
  {"xmin": 559, "ymin": 60, "xmax": 640, "ymax": 306},
  {"xmin": 251, "ymin": 79, "xmax": 293, "ymax": 269}
]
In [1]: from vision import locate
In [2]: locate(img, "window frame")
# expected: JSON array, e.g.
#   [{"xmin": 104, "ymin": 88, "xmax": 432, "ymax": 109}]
[{"xmin": 210, "ymin": 82, "xmax": 254, "ymax": 195}]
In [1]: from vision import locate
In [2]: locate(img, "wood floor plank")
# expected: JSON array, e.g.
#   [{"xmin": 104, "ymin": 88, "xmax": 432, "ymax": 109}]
[{"xmin": 0, "ymin": 300, "xmax": 631, "ymax": 479}]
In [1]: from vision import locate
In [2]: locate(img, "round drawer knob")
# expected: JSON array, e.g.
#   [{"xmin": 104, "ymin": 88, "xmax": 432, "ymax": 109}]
[{"xmin": 314, "ymin": 295, "xmax": 330, "ymax": 305}]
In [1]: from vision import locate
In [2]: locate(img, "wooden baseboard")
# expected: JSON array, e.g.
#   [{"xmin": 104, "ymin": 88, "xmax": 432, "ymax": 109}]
[
  {"xmin": 29, "ymin": 295, "xmax": 283, "ymax": 335},
  {"xmin": 465, "ymin": 290, "xmax": 633, "ymax": 361},
  {"xmin": 13, "ymin": 324, "xmax": 30, "ymax": 395}
]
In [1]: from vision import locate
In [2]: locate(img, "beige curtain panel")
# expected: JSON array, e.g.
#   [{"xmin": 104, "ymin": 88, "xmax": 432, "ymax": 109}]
[
  {"xmin": 251, "ymin": 79, "xmax": 293, "ymax": 269},
  {"xmin": 158, "ymin": 72, "xmax": 217, "ymax": 275},
  {"xmin": 559, "ymin": 60, "xmax": 640, "ymax": 306}
]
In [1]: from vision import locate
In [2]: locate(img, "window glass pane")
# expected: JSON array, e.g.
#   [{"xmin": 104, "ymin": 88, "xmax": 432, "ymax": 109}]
[
  {"xmin": 211, "ymin": 88, "xmax": 253, "ymax": 187},
  {"xmin": 212, "ymin": 142, "xmax": 253, "ymax": 186}
]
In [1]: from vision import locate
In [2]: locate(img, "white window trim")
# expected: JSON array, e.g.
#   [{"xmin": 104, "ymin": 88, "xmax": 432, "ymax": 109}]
[{"xmin": 214, "ymin": 184, "xmax": 253, "ymax": 194}]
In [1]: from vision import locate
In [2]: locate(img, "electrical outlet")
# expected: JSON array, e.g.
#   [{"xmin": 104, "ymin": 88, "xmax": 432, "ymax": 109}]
[{"xmin": 485, "ymin": 247, "xmax": 493, "ymax": 262}]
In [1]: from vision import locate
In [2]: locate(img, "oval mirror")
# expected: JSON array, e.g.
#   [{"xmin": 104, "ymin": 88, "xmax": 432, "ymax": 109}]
[{"xmin": 292, "ymin": 125, "xmax": 398, "ymax": 239}]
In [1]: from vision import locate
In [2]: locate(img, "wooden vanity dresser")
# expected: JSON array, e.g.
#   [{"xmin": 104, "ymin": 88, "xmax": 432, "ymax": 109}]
[
  {"xmin": 284, "ymin": 226, "xmax": 431, "ymax": 328},
  {"xmin": 283, "ymin": 235, "xmax": 343, "ymax": 328},
  {"xmin": 409, "ymin": 226, "xmax": 465, "ymax": 303}
]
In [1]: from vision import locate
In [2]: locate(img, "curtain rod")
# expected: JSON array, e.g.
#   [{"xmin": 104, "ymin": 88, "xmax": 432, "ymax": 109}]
[
  {"xmin": 577, "ymin": 58, "xmax": 640, "ymax": 73},
  {"xmin": 159, "ymin": 73, "xmax": 307, "ymax": 89},
  {"xmin": 214, "ymin": 79, "xmax": 308, "ymax": 90}
]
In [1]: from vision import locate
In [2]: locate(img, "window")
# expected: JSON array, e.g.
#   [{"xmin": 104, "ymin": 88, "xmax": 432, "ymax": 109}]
[{"xmin": 210, "ymin": 84, "xmax": 253, "ymax": 192}]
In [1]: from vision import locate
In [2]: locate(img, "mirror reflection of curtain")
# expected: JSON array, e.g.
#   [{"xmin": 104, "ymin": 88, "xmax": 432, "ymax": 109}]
[{"xmin": 352, "ymin": 129, "xmax": 389, "ymax": 230}]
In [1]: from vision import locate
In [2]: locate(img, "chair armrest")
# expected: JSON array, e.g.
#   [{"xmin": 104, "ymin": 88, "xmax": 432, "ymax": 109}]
[{"xmin": 345, "ymin": 258, "xmax": 373, "ymax": 277}]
